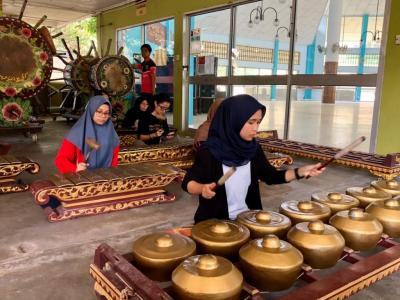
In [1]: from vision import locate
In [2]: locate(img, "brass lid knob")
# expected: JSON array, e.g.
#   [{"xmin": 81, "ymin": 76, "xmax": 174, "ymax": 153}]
[
  {"xmin": 387, "ymin": 180, "xmax": 399, "ymax": 188},
  {"xmin": 298, "ymin": 200, "xmax": 313, "ymax": 211},
  {"xmin": 261, "ymin": 234, "xmax": 281, "ymax": 249},
  {"xmin": 363, "ymin": 186, "xmax": 377, "ymax": 194},
  {"xmin": 349, "ymin": 208, "xmax": 364, "ymax": 219},
  {"xmin": 197, "ymin": 254, "xmax": 219, "ymax": 270},
  {"xmin": 255, "ymin": 211, "xmax": 272, "ymax": 223},
  {"xmin": 210, "ymin": 222, "xmax": 232, "ymax": 234},
  {"xmin": 155, "ymin": 234, "xmax": 173, "ymax": 248},
  {"xmin": 384, "ymin": 199, "xmax": 400, "ymax": 208},
  {"xmin": 328, "ymin": 192, "xmax": 343, "ymax": 202},
  {"xmin": 308, "ymin": 220, "xmax": 325, "ymax": 234}
]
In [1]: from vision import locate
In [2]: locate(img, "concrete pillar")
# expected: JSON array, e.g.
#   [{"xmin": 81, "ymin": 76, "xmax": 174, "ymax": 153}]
[
  {"xmin": 322, "ymin": 0, "xmax": 343, "ymax": 103},
  {"xmin": 355, "ymin": 14, "xmax": 369, "ymax": 101},
  {"xmin": 271, "ymin": 38, "xmax": 279, "ymax": 100}
]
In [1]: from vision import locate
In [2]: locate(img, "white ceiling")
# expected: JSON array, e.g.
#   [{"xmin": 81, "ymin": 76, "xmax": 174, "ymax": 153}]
[
  {"xmin": 1, "ymin": 0, "xmax": 126, "ymax": 28},
  {"xmin": 195, "ymin": 0, "xmax": 386, "ymax": 45},
  {"xmin": 1, "ymin": 0, "xmax": 386, "ymax": 32}
]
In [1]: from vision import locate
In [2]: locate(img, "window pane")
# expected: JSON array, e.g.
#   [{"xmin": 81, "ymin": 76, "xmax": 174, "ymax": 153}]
[
  {"xmin": 144, "ymin": 19, "xmax": 175, "ymax": 119},
  {"xmin": 288, "ymin": 86, "xmax": 375, "ymax": 152},
  {"xmin": 234, "ymin": 1, "xmax": 292, "ymax": 79},
  {"xmin": 295, "ymin": 0, "xmax": 385, "ymax": 75},
  {"xmin": 232, "ymin": 85, "xmax": 287, "ymax": 138},
  {"xmin": 117, "ymin": 26, "xmax": 142, "ymax": 63},
  {"xmin": 189, "ymin": 9, "xmax": 231, "ymax": 77},
  {"xmin": 189, "ymin": 85, "xmax": 228, "ymax": 129}
]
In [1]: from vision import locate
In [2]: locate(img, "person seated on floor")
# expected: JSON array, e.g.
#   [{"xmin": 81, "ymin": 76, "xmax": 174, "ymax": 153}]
[
  {"xmin": 182, "ymin": 94, "xmax": 325, "ymax": 224},
  {"xmin": 121, "ymin": 96, "xmax": 150, "ymax": 130},
  {"xmin": 137, "ymin": 93, "xmax": 172, "ymax": 145},
  {"xmin": 42, "ymin": 96, "xmax": 120, "ymax": 210},
  {"xmin": 55, "ymin": 95, "xmax": 120, "ymax": 174}
]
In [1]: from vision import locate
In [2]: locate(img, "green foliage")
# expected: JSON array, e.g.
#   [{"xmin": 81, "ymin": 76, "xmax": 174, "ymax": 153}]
[{"xmin": 52, "ymin": 17, "xmax": 97, "ymax": 56}]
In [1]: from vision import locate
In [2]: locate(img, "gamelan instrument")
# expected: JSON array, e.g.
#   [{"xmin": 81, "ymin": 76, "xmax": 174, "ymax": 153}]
[
  {"xmin": 239, "ymin": 234, "xmax": 303, "ymax": 291},
  {"xmin": 279, "ymin": 200, "xmax": 331, "ymax": 224},
  {"xmin": 366, "ymin": 198, "xmax": 400, "ymax": 238},
  {"xmin": 329, "ymin": 208, "xmax": 383, "ymax": 251},
  {"xmin": 311, "ymin": 192, "xmax": 359, "ymax": 213},
  {"xmin": 172, "ymin": 254, "xmax": 243, "ymax": 300},
  {"xmin": 346, "ymin": 185, "xmax": 392, "ymax": 207},
  {"xmin": 132, "ymin": 233, "xmax": 196, "ymax": 281},
  {"xmin": 118, "ymin": 137, "xmax": 195, "ymax": 169},
  {"xmin": 305, "ymin": 136, "xmax": 366, "ymax": 178},
  {"xmin": 287, "ymin": 220, "xmax": 345, "ymax": 269},
  {"xmin": 30, "ymin": 163, "xmax": 185, "ymax": 222},
  {"xmin": 0, "ymin": 154, "xmax": 40, "ymax": 194},
  {"xmin": 0, "ymin": 15, "xmax": 53, "ymax": 99},
  {"xmin": 257, "ymin": 130, "xmax": 400, "ymax": 180},
  {"xmin": 371, "ymin": 179, "xmax": 400, "ymax": 197},
  {"xmin": 90, "ymin": 55, "xmax": 134, "ymax": 97},
  {"xmin": 191, "ymin": 219, "xmax": 250, "ymax": 260},
  {"xmin": 90, "ymin": 177, "xmax": 400, "ymax": 299},
  {"xmin": 236, "ymin": 210, "xmax": 292, "ymax": 239},
  {"xmin": 91, "ymin": 223, "xmax": 400, "ymax": 300}
]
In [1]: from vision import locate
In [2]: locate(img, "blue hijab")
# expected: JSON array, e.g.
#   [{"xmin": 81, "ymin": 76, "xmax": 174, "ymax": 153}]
[
  {"xmin": 204, "ymin": 94, "xmax": 266, "ymax": 167},
  {"xmin": 65, "ymin": 96, "xmax": 120, "ymax": 169}
]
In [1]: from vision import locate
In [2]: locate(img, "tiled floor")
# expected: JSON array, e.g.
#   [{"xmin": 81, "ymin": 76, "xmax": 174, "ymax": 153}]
[{"xmin": 191, "ymin": 101, "xmax": 374, "ymax": 152}]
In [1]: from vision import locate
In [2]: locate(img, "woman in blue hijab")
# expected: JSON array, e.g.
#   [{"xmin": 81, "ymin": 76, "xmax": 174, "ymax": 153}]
[
  {"xmin": 182, "ymin": 94, "xmax": 324, "ymax": 223},
  {"xmin": 55, "ymin": 96, "xmax": 120, "ymax": 173}
]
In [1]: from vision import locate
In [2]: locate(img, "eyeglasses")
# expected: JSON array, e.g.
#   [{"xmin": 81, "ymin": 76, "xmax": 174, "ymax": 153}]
[{"xmin": 95, "ymin": 110, "xmax": 110, "ymax": 117}]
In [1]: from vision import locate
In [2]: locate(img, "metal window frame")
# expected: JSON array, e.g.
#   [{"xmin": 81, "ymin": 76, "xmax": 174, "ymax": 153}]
[{"xmin": 184, "ymin": 0, "xmax": 387, "ymax": 152}]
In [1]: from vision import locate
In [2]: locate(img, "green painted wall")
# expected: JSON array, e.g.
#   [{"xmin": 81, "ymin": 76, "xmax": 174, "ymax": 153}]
[
  {"xmin": 376, "ymin": 0, "xmax": 400, "ymax": 154},
  {"xmin": 98, "ymin": 0, "xmax": 240, "ymax": 131}
]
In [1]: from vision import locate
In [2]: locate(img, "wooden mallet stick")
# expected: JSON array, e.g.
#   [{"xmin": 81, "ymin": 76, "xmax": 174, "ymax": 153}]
[
  {"xmin": 85, "ymin": 138, "xmax": 101, "ymax": 162},
  {"xmin": 306, "ymin": 136, "xmax": 366, "ymax": 179},
  {"xmin": 211, "ymin": 166, "xmax": 237, "ymax": 191}
]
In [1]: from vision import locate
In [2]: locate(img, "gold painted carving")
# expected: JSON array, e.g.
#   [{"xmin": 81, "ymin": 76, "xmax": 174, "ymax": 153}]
[
  {"xmin": 35, "ymin": 174, "xmax": 178, "ymax": 204},
  {"xmin": 0, "ymin": 162, "xmax": 40, "ymax": 178}
]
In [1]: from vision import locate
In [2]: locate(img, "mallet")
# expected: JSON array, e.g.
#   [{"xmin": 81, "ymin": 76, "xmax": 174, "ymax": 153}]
[
  {"xmin": 306, "ymin": 136, "xmax": 366, "ymax": 179},
  {"xmin": 85, "ymin": 138, "xmax": 101, "ymax": 162},
  {"xmin": 211, "ymin": 166, "xmax": 237, "ymax": 191}
]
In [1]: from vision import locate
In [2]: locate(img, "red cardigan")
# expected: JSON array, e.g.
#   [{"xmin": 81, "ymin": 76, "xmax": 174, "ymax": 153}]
[{"xmin": 55, "ymin": 139, "xmax": 119, "ymax": 174}]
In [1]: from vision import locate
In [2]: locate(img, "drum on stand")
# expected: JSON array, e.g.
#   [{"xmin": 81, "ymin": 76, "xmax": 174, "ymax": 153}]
[{"xmin": 90, "ymin": 55, "xmax": 134, "ymax": 97}]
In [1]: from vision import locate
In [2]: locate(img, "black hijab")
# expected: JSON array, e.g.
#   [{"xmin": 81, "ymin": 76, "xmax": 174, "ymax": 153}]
[
  {"xmin": 122, "ymin": 96, "xmax": 149, "ymax": 129},
  {"xmin": 203, "ymin": 94, "xmax": 266, "ymax": 167}
]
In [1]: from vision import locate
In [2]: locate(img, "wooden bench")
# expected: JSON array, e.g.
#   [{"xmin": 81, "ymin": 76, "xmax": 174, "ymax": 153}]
[{"xmin": 0, "ymin": 154, "xmax": 40, "ymax": 194}]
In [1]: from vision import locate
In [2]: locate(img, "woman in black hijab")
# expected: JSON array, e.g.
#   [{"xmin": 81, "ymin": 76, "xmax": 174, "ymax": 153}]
[
  {"xmin": 182, "ymin": 94, "xmax": 324, "ymax": 223},
  {"xmin": 122, "ymin": 96, "xmax": 150, "ymax": 130}
]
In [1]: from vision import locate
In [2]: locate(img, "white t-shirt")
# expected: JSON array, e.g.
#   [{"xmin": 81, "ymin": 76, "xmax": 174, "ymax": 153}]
[{"xmin": 223, "ymin": 162, "xmax": 251, "ymax": 219}]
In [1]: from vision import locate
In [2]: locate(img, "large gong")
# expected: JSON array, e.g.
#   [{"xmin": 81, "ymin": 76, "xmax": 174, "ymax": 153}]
[
  {"xmin": 90, "ymin": 55, "xmax": 134, "ymax": 97},
  {"xmin": 64, "ymin": 56, "xmax": 99, "ymax": 95},
  {"xmin": 0, "ymin": 17, "xmax": 53, "ymax": 99}
]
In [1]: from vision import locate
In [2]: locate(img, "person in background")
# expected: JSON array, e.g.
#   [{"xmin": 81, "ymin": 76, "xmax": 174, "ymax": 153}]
[
  {"xmin": 138, "ymin": 93, "xmax": 171, "ymax": 145},
  {"xmin": 182, "ymin": 94, "xmax": 325, "ymax": 224},
  {"xmin": 134, "ymin": 44, "xmax": 157, "ymax": 108},
  {"xmin": 122, "ymin": 96, "xmax": 150, "ymax": 130},
  {"xmin": 193, "ymin": 98, "xmax": 223, "ymax": 149}
]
